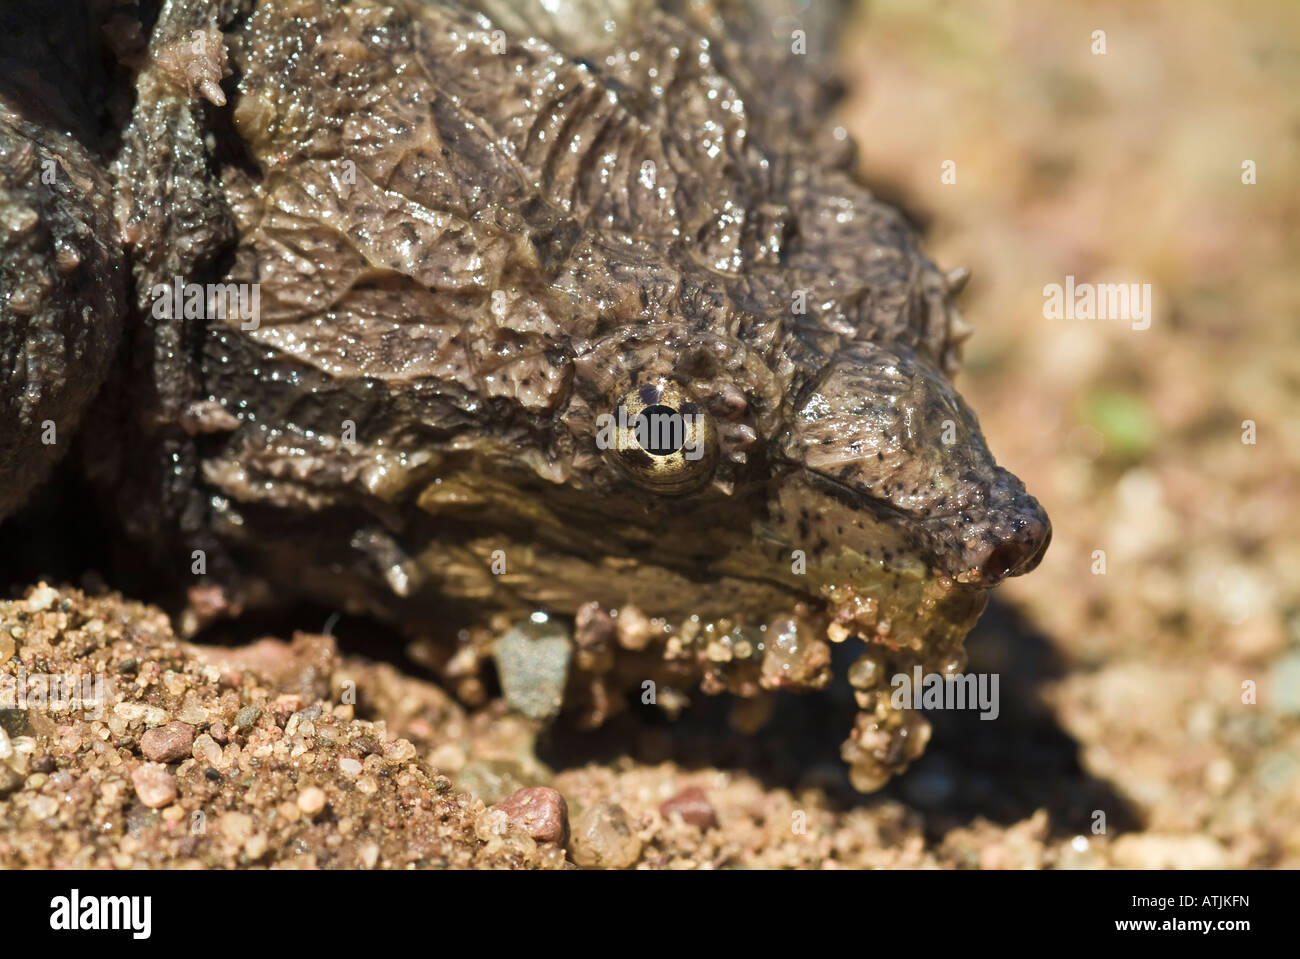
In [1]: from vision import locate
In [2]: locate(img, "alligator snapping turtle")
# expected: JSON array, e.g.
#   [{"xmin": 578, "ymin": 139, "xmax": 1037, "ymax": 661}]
[{"xmin": 0, "ymin": 0, "xmax": 1050, "ymax": 790}]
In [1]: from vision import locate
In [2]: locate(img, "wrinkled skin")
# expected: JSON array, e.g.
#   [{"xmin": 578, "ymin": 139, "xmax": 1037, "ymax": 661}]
[
  {"xmin": 3, "ymin": 0, "xmax": 1050, "ymax": 790},
  {"xmin": 0, "ymin": 2, "xmax": 125, "ymax": 520}
]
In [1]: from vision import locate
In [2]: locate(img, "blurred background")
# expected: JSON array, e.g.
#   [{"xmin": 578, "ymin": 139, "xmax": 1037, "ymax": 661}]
[{"xmin": 830, "ymin": 0, "xmax": 1299, "ymax": 865}]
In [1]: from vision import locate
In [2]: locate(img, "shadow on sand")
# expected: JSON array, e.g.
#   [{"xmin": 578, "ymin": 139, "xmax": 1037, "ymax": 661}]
[{"xmin": 539, "ymin": 599, "xmax": 1140, "ymax": 842}]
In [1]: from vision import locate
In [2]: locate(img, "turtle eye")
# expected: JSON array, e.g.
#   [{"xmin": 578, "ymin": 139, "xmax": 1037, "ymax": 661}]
[{"xmin": 606, "ymin": 378, "xmax": 718, "ymax": 493}]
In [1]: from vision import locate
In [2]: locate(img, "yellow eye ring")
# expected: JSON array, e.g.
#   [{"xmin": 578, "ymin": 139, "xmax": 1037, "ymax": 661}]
[{"xmin": 603, "ymin": 377, "xmax": 718, "ymax": 493}]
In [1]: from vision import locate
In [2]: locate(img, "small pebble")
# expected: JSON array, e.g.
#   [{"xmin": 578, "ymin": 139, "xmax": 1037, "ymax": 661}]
[
  {"xmin": 569, "ymin": 802, "xmax": 642, "ymax": 869},
  {"xmin": 493, "ymin": 621, "xmax": 573, "ymax": 721},
  {"xmin": 192, "ymin": 733, "xmax": 222, "ymax": 766},
  {"xmin": 382, "ymin": 738, "xmax": 416, "ymax": 763},
  {"xmin": 359, "ymin": 841, "xmax": 380, "ymax": 869},
  {"xmin": 494, "ymin": 786, "xmax": 570, "ymax": 844},
  {"xmin": 475, "ymin": 807, "xmax": 510, "ymax": 840},
  {"xmin": 114, "ymin": 702, "xmax": 169, "ymax": 725},
  {"xmin": 0, "ymin": 765, "xmax": 23, "ymax": 798},
  {"xmin": 131, "ymin": 763, "xmax": 177, "ymax": 808},
  {"xmin": 139, "ymin": 722, "xmax": 195, "ymax": 763},
  {"xmin": 26, "ymin": 584, "xmax": 58, "ymax": 612},
  {"xmin": 297, "ymin": 786, "xmax": 327, "ymax": 816},
  {"xmin": 338, "ymin": 757, "xmax": 362, "ymax": 776},
  {"xmin": 659, "ymin": 786, "xmax": 718, "ymax": 830},
  {"xmin": 233, "ymin": 706, "xmax": 262, "ymax": 732}
]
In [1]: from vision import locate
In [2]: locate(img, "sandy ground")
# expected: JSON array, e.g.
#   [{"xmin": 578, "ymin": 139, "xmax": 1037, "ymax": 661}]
[{"xmin": 1, "ymin": 0, "xmax": 1296, "ymax": 868}]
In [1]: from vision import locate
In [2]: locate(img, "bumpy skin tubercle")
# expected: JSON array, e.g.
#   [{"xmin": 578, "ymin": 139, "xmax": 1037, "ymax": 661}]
[
  {"xmin": 5, "ymin": 0, "xmax": 1052, "ymax": 791},
  {"xmin": 0, "ymin": 4, "xmax": 125, "ymax": 521}
]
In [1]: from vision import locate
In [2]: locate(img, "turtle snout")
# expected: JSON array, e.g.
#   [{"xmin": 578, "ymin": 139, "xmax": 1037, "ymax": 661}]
[{"xmin": 966, "ymin": 496, "xmax": 1052, "ymax": 586}]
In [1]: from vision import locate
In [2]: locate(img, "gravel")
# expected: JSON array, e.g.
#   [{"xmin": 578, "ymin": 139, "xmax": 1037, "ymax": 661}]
[
  {"xmin": 139, "ymin": 722, "xmax": 195, "ymax": 763},
  {"xmin": 494, "ymin": 787, "xmax": 569, "ymax": 845}
]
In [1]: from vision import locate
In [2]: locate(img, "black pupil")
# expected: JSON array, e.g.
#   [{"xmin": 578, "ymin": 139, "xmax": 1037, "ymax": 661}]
[{"xmin": 634, "ymin": 404, "xmax": 685, "ymax": 456}]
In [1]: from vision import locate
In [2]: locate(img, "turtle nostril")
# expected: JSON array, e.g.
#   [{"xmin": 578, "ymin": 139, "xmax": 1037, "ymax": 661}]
[
  {"xmin": 983, "ymin": 541, "xmax": 1030, "ymax": 581},
  {"xmin": 982, "ymin": 520, "xmax": 1052, "ymax": 583}
]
